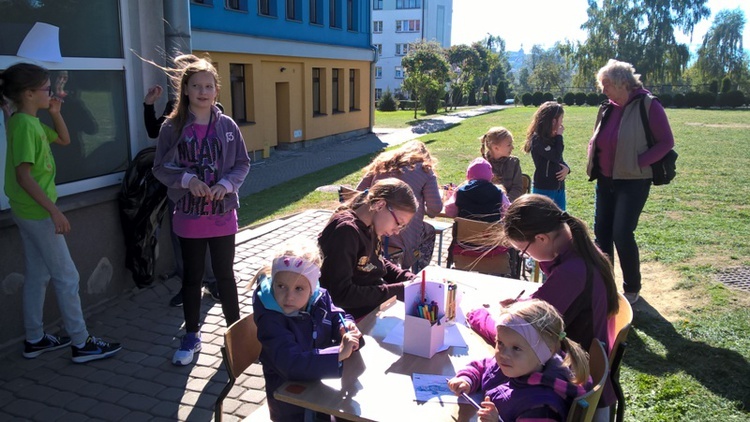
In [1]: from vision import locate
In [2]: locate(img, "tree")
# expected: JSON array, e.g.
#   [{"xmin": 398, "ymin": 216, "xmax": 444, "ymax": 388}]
[
  {"xmin": 402, "ymin": 41, "xmax": 450, "ymax": 119},
  {"xmin": 447, "ymin": 44, "xmax": 481, "ymax": 109},
  {"xmin": 526, "ymin": 44, "xmax": 568, "ymax": 94},
  {"xmin": 695, "ymin": 9, "xmax": 747, "ymax": 83},
  {"xmin": 377, "ymin": 88, "xmax": 398, "ymax": 112},
  {"xmin": 571, "ymin": 0, "xmax": 710, "ymax": 87}
]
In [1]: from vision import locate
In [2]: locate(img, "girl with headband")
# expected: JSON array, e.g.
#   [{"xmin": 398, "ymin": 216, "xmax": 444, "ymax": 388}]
[
  {"xmin": 448, "ymin": 299, "xmax": 590, "ymax": 422},
  {"xmin": 253, "ymin": 239, "xmax": 363, "ymax": 421}
]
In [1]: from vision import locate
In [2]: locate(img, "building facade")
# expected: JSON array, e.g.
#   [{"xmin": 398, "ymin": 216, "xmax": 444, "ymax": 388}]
[
  {"xmin": 0, "ymin": 0, "xmax": 373, "ymax": 349},
  {"xmin": 372, "ymin": 0, "xmax": 452, "ymax": 100}
]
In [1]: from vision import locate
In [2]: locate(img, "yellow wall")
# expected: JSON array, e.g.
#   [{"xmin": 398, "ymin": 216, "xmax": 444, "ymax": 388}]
[{"xmin": 195, "ymin": 51, "xmax": 371, "ymax": 158}]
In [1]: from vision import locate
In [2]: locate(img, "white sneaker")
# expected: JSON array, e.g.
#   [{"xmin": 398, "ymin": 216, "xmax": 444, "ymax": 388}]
[{"xmin": 172, "ymin": 332, "xmax": 201, "ymax": 366}]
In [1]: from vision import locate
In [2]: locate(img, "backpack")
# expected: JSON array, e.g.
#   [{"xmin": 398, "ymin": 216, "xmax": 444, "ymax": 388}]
[{"xmin": 639, "ymin": 96, "xmax": 678, "ymax": 185}]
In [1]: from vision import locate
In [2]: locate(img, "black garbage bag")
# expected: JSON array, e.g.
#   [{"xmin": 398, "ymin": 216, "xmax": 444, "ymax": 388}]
[{"xmin": 118, "ymin": 146, "xmax": 168, "ymax": 288}]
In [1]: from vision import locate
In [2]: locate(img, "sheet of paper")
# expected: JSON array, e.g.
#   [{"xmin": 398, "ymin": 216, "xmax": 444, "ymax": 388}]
[
  {"xmin": 383, "ymin": 321, "xmax": 465, "ymax": 349},
  {"xmin": 412, "ymin": 373, "xmax": 459, "ymax": 404}
]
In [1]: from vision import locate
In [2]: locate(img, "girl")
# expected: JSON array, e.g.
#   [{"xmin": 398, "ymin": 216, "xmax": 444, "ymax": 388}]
[
  {"xmin": 443, "ymin": 157, "xmax": 510, "ymax": 222},
  {"xmin": 448, "ymin": 300, "xmax": 590, "ymax": 422},
  {"xmin": 254, "ymin": 239, "xmax": 362, "ymax": 421},
  {"xmin": 480, "ymin": 126, "xmax": 524, "ymax": 202},
  {"xmin": 523, "ymin": 101, "xmax": 569, "ymax": 210},
  {"xmin": 152, "ymin": 55, "xmax": 251, "ymax": 366},
  {"xmin": 467, "ymin": 194, "xmax": 618, "ymax": 419},
  {"xmin": 319, "ymin": 178, "xmax": 418, "ymax": 320},
  {"xmin": 1, "ymin": 63, "xmax": 121, "ymax": 362},
  {"xmin": 357, "ymin": 140, "xmax": 442, "ymax": 273}
]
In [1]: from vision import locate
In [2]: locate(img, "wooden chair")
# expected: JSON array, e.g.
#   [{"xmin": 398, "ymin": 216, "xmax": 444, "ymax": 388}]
[
  {"xmin": 338, "ymin": 185, "xmax": 359, "ymax": 203},
  {"xmin": 521, "ymin": 173, "xmax": 532, "ymax": 196},
  {"xmin": 609, "ymin": 294, "xmax": 634, "ymax": 422},
  {"xmin": 567, "ymin": 339, "xmax": 609, "ymax": 422},
  {"xmin": 450, "ymin": 217, "xmax": 510, "ymax": 276},
  {"xmin": 215, "ymin": 313, "xmax": 262, "ymax": 421}
]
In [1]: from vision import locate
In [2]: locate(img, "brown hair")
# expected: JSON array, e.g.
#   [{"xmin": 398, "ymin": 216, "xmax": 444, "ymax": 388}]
[
  {"xmin": 500, "ymin": 194, "xmax": 619, "ymax": 317},
  {"xmin": 363, "ymin": 140, "xmax": 437, "ymax": 177},
  {"xmin": 499, "ymin": 299, "xmax": 590, "ymax": 384},
  {"xmin": 480, "ymin": 126, "xmax": 513, "ymax": 159},
  {"xmin": 166, "ymin": 54, "xmax": 220, "ymax": 135},
  {"xmin": 0, "ymin": 62, "xmax": 49, "ymax": 108},
  {"xmin": 523, "ymin": 101, "xmax": 564, "ymax": 153},
  {"xmin": 339, "ymin": 177, "xmax": 418, "ymax": 214}
]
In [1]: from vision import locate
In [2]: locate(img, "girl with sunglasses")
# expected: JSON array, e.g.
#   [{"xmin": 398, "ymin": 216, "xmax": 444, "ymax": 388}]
[{"xmin": 318, "ymin": 178, "xmax": 418, "ymax": 320}]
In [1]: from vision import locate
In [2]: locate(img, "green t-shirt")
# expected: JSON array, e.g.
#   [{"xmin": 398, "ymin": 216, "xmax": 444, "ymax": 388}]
[{"xmin": 4, "ymin": 113, "xmax": 59, "ymax": 220}]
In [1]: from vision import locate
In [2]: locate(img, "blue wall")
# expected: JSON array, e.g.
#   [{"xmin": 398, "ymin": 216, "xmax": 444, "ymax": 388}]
[{"xmin": 190, "ymin": 0, "xmax": 371, "ymax": 49}]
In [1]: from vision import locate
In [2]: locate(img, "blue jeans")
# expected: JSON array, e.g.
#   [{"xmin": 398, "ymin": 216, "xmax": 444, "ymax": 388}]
[
  {"xmin": 13, "ymin": 213, "xmax": 89, "ymax": 345},
  {"xmin": 594, "ymin": 177, "xmax": 651, "ymax": 294},
  {"xmin": 532, "ymin": 187, "xmax": 566, "ymax": 211}
]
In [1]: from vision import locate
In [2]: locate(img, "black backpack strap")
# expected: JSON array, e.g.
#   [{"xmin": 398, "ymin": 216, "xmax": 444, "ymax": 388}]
[{"xmin": 638, "ymin": 95, "xmax": 656, "ymax": 149}]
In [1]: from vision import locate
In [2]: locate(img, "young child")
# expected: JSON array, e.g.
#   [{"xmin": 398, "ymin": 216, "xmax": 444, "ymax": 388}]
[
  {"xmin": 480, "ymin": 126, "xmax": 524, "ymax": 202},
  {"xmin": 1, "ymin": 63, "xmax": 121, "ymax": 362},
  {"xmin": 523, "ymin": 101, "xmax": 569, "ymax": 210},
  {"xmin": 319, "ymin": 178, "xmax": 418, "ymax": 320},
  {"xmin": 466, "ymin": 194, "xmax": 619, "ymax": 418},
  {"xmin": 356, "ymin": 140, "xmax": 443, "ymax": 273},
  {"xmin": 444, "ymin": 157, "xmax": 510, "ymax": 223},
  {"xmin": 152, "ymin": 55, "xmax": 251, "ymax": 366},
  {"xmin": 448, "ymin": 299, "xmax": 590, "ymax": 422},
  {"xmin": 253, "ymin": 240, "xmax": 363, "ymax": 421}
]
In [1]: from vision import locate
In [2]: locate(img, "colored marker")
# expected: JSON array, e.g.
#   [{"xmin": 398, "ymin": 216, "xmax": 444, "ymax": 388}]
[
  {"xmin": 514, "ymin": 289, "xmax": 526, "ymax": 301},
  {"xmin": 338, "ymin": 314, "xmax": 349, "ymax": 333}
]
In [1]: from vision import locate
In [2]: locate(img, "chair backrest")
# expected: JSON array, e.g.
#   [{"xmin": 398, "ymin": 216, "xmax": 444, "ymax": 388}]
[
  {"xmin": 338, "ymin": 186, "xmax": 359, "ymax": 203},
  {"xmin": 610, "ymin": 293, "xmax": 633, "ymax": 365},
  {"xmin": 454, "ymin": 217, "xmax": 499, "ymax": 248},
  {"xmin": 452, "ymin": 217, "xmax": 509, "ymax": 275},
  {"xmin": 567, "ymin": 339, "xmax": 609, "ymax": 422},
  {"xmin": 521, "ymin": 173, "xmax": 532, "ymax": 195},
  {"xmin": 215, "ymin": 313, "xmax": 262, "ymax": 421}
]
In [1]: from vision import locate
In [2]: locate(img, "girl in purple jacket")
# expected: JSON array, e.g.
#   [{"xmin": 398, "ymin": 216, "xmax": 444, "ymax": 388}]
[
  {"xmin": 448, "ymin": 300, "xmax": 590, "ymax": 422},
  {"xmin": 152, "ymin": 55, "xmax": 250, "ymax": 366},
  {"xmin": 254, "ymin": 240, "xmax": 362, "ymax": 421}
]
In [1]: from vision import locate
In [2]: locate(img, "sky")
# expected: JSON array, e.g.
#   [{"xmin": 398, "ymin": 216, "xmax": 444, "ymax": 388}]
[{"xmin": 451, "ymin": 0, "xmax": 750, "ymax": 55}]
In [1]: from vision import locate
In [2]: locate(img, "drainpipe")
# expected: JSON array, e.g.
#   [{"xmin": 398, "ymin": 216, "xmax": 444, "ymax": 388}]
[
  {"xmin": 163, "ymin": 0, "xmax": 192, "ymax": 98},
  {"xmin": 369, "ymin": 3, "xmax": 376, "ymax": 133}
]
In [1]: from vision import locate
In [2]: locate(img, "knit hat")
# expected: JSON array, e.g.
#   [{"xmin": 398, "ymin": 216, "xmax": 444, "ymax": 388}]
[
  {"xmin": 466, "ymin": 157, "xmax": 493, "ymax": 181},
  {"xmin": 271, "ymin": 256, "xmax": 321, "ymax": 293}
]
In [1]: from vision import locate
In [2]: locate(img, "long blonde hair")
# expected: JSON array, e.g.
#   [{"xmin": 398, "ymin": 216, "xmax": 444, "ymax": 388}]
[
  {"xmin": 363, "ymin": 140, "xmax": 437, "ymax": 176},
  {"xmin": 499, "ymin": 299, "xmax": 590, "ymax": 384},
  {"xmin": 480, "ymin": 127, "xmax": 513, "ymax": 159}
]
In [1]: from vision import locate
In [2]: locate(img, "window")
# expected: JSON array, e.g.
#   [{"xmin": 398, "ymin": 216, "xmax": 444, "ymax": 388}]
[
  {"xmin": 286, "ymin": 0, "xmax": 301, "ymax": 20},
  {"xmin": 396, "ymin": 0, "xmax": 420, "ymax": 8},
  {"xmin": 375, "ymin": 66, "xmax": 382, "ymax": 79},
  {"xmin": 395, "ymin": 43, "xmax": 410, "ymax": 56},
  {"xmin": 329, "ymin": 0, "xmax": 340, "ymax": 28},
  {"xmin": 346, "ymin": 0, "xmax": 357, "ymax": 31},
  {"xmin": 312, "ymin": 67, "xmax": 327, "ymax": 115},
  {"xmin": 395, "ymin": 66, "xmax": 404, "ymax": 79},
  {"xmin": 373, "ymin": 21, "xmax": 382, "ymax": 33},
  {"xmin": 349, "ymin": 69, "xmax": 360, "ymax": 110},
  {"xmin": 226, "ymin": 0, "xmax": 242, "ymax": 10},
  {"xmin": 375, "ymin": 88, "xmax": 382, "ymax": 100},
  {"xmin": 259, "ymin": 0, "xmax": 277, "ymax": 16},
  {"xmin": 374, "ymin": 43, "xmax": 382, "ymax": 56},
  {"xmin": 310, "ymin": 0, "xmax": 322, "ymax": 24},
  {"xmin": 332, "ymin": 68, "xmax": 343, "ymax": 112},
  {"xmin": 395, "ymin": 19, "xmax": 420, "ymax": 33},
  {"xmin": 0, "ymin": 0, "xmax": 127, "ymax": 201},
  {"xmin": 230, "ymin": 64, "xmax": 255, "ymax": 123},
  {"xmin": 193, "ymin": 0, "xmax": 214, "ymax": 5},
  {"xmin": 373, "ymin": 0, "xmax": 382, "ymax": 10}
]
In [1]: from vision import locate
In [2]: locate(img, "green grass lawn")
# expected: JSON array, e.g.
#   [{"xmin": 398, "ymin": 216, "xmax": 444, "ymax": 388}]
[{"xmin": 239, "ymin": 106, "xmax": 750, "ymax": 420}]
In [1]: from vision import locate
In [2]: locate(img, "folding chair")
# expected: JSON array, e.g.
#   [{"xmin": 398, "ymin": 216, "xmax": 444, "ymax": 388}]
[
  {"xmin": 609, "ymin": 294, "xmax": 634, "ymax": 422},
  {"xmin": 567, "ymin": 339, "xmax": 609, "ymax": 422},
  {"xmin": 214, "ymin": 313, "xmax": 262, "ymax": 421},
  {"xmin": 450, "ymin": 217, "xmax": 510, "ymax": 276}
]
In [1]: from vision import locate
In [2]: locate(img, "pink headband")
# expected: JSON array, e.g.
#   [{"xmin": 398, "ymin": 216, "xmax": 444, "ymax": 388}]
[
  {"xmin": 498, "ymin": 313, "xmax": 553, "ymax": 364},
  {"xmin": 271, "ymin": 256, "xmax": 321, "ymax": 292}
]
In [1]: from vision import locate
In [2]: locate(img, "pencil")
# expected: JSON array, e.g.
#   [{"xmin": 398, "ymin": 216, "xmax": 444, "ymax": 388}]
[
  {"xmin": 338, "ymin": 314, "xmax": 349, "ymax": 333},
  {"xmin": 444, "ymin": 378, "xmax": 482, "ymax": 410},
  {"xmin": 514, "ymin": 289, "xmax": 526, "ymax": 301}
]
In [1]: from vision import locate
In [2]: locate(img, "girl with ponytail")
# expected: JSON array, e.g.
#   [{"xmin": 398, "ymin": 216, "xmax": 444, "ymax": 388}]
[
  {"xmin": 467, "ymin": 194, "xmax": 618, "ymax": 419},
  {"xmin": 449, "ymin": 299, "xmax": 591, "ymax": 422}
]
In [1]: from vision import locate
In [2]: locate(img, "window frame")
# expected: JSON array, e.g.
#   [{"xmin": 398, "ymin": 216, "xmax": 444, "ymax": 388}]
[
  {"xmin": 286, "ymin": 0, "xmax": 301, "ymax": 20},
  {"xmin": 329, "ymin": 0, "xmax": 340, "ymax": 28},
  {"xmin": 395, "ymin": 66, "xmax": 404, "ymax": 79},
  {"xmin": 396, "ymin": 0, "xmax": 421, "ymax": 9},
  {"xmin": 310, "ymin": 0, "xmax": 322, "ymax": 24},
  {"xmin": 375, "ymin": 66, "xmax": 382, "ymax": 79},
  {"xmin": 373, "ymin": 20, "xmax": 382, "ymax": 33},
  {"xmin": 373, "ymin": 0, "xmax": 383, "ymax": 10}
]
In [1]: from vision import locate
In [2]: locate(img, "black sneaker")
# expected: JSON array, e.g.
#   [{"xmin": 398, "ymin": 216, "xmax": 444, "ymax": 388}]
[
  {"xmin": 203, "ymin": 282, "xmax": 220, "ymax": 301},
  {"xmin": 23, "ymin": 333, "xmax": 71, "ymax": 358},
  {"xmin": 71, "ymin": 336, "xmax": 122, "ymax": 363},
  {"xmin": 170, "ymin": 291, "xmax": 183, "ymax": 307}
]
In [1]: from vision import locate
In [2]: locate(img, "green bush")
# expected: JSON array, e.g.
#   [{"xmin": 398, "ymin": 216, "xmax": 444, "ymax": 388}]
[
  {"xmin": 598, "ymin": 93, "xmax": 608, "ymax": 103},
  {"xmin": 697, "ymin": 92, "xmax": 716, "ymax": 108},
  {"xmin": 399, "ymin": 100, "xmax": 415, "ymax": 110},
  {"xmin": 563, "ymin": 92, "xmax": 575, "ymax": 106},
  {"xmin": 543, "ymin": 92, "xmax": 554, "ymax": 102},
  {"xmin": 586, "ymin": 93, "xmax": 600, "ymax": 106},
  {"xmin": 659, "ymin": 93, "xmax": 673, "ymax": 108},
  {"xmin": 468, "ymin": 89, "xmax": 478, "ymax": 106},
  {"xmin": 685, "ymin": 91, "xmax": 700, "ymax": 108},
  {"xmin": 673, "ymin": 93, "xmax": 686, "ymax": 108},
  {"xmin": 423, "ymin": 84, "xmax": 444, "ymax": 115},
  {"xmin": 717, "ymin": 90, "xmax": 746, "ymax": 108},
  {"xmin": 721, "ymin": 77, "xmax": 732, "ymax": 94},
  {"xmin": 377, "ymin": 88, "xmax": 399, "ymax": 112},
  {"xmin": 521, "ymin": 92, "xmax": 533, "ymax": 106},
  {"xmin": 532, "ymin": 91, "xmax": 544, "ymax": 106},
  {"xmin": 574, "ymin": 92, "xmax": 587, "ymax": 106}
]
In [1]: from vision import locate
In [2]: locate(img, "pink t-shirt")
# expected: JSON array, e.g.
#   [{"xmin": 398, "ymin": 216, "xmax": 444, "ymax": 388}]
[{"xmin": 172, "ymin": 123, "xmax": 238, "ymax": 239}]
